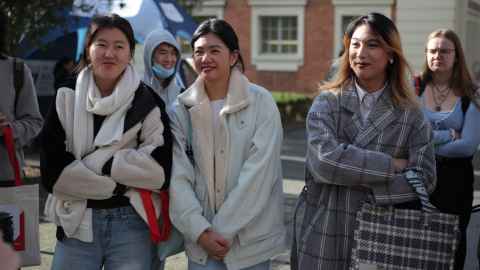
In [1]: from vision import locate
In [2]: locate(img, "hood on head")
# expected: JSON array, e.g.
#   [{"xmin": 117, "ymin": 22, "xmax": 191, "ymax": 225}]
[{"xmin": 143, "ymin": 28, "xmax": 181, "ymax": 84}]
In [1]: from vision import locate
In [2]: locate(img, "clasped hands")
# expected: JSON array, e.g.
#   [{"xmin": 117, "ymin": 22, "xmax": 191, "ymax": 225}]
[
  {"xmin": 197, "ymin": 228, "xmax": 230, "ymax": 261},
  {"xmin": 393, "ymin": 158, "xmax": 408, "ymax": 173}
]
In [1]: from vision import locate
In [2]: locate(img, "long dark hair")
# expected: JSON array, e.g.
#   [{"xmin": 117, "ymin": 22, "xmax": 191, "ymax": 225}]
[
  {"xmin": 190, "ymin": 18, "xmax": 245, "ymax": 72},
  {"xmin": 77, "ymin": 13, "xmax": 135, "ymax": 70},
  {"xmin": 322, "ymin": 12, "xmax": 418, "ymax": 108}
]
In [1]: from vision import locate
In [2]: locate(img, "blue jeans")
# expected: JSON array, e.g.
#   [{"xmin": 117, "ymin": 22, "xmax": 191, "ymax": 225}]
[
  {"xmin": 51, "ymin": 206, "xmax": 155, "ymax": 270},
  {"xmin": 189, "ymin": 259, "xmax": 271, "ymax": 270}
]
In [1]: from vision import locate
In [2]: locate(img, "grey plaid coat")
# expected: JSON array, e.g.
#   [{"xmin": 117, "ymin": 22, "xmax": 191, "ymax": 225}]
[{"xmin": 291, "ymin": 82, "xmax": 436, "ymax": 270}]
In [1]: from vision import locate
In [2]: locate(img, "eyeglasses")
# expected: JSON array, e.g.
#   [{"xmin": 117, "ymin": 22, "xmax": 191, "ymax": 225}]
[{"xmin": 426, "ymin": 48, "xmax": 455, "ymax": 55}]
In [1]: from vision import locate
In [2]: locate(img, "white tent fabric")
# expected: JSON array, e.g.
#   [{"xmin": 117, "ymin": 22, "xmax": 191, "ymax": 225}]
[{"xmin": 72, "ymin": 0, "xmax": 167, "ymax": 42}]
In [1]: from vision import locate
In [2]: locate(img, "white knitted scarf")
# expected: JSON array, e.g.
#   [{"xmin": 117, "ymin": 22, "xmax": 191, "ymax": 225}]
[
  {"xmin": 72, "ymin": 64, "xmax": 140, "ymax": 158},
  {"xmin": 47, "ymin": 64, "xmax": 141, "ymax": 242}
]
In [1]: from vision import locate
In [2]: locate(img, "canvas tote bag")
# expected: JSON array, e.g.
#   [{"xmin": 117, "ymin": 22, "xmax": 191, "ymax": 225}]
[{"xmin": 0, "ymin": 126, "xmax": 40, "ymax": 266}]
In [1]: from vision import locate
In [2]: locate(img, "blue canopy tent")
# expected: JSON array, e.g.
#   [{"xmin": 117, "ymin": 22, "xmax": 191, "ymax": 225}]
[
  {"xmin": 17, "ymin": 0, "xmax": 198, "ymax": 60},
  {"xmin": 16, "ymin": 0, "xmax": 197, "ymax": 116}
]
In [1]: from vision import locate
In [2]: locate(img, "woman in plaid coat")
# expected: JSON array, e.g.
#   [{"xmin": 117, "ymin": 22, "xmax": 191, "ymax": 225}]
[{"xmin": 291, "ymin": 13, "xmax": 436, "ymax": 270}]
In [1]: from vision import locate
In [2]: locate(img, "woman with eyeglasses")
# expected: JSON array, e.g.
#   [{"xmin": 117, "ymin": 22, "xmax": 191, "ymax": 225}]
[
  {"xmin": 415, "ymin": 29, "xmax": 480, "ymax": 270},
  {"xmin": 290, "ymin": 13, "xmax": 436, "ymax": 270}
]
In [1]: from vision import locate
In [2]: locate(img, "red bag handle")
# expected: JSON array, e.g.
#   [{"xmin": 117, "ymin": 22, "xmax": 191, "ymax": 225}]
[
  {"xmin": 3, "ymin": 126, "xmax": 22, "ymax": 186},
  {"xmin": 158, "ymin": 190, "xmax": 172, "ymax": 241},
  {"xmin": 137, "ymin": 189, "xmax": 172, "ymax": 243}
]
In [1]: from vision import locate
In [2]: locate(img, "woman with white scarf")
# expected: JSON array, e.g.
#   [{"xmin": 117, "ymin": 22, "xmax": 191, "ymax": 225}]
[
  {"xmin": 40, "ymin": 14, "xmax": 172, "ymax": 270},
  {"xmin": 143, "ymin": 28, "xmax": 184, "ymax": 109}
]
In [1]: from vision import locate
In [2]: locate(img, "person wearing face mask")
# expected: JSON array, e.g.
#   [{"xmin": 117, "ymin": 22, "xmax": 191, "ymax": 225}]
[{"xmin": 143, "ymin": 29, "xmax": 184, "ymax": 109}]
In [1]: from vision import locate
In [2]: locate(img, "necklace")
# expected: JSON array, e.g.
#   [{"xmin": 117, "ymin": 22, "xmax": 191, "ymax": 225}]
[{"xmin": 431, "ymin": 82, "xmax": 451, "ymax": 111}]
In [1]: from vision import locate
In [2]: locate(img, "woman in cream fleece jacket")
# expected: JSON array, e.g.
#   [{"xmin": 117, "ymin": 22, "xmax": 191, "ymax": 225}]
[
  {"xmin": 169, "ymin": 19, "xmax": 286, "ymax": 270},
  {"xmin": 40, "ymin": 14, "xmax": 172, "ymax": 270}
]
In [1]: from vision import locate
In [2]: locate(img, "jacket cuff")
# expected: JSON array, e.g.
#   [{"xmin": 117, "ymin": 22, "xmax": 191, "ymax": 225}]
[
  {"xmin": 370, "ymin": 174, "xmax": 417, "ymax": 205},
  {"xmin": 189, "ymin": 216, "xmax": 212, "ymax": 244}
]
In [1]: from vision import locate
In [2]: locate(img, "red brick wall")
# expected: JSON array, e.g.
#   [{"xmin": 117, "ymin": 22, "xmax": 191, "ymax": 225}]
[
  {"xmin": 221, "ymin": 0, "xmax": 334, "ymax": 94},
  {"xmin": 300, "ymin": 0, "xmax": 334, "ymax": 93},
  {"xmin": 223, "ymin": 0, "xmax": 252, "ymax": 72}
]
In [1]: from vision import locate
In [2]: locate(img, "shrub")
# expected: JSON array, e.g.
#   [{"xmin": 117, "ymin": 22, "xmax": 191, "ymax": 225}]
[{"xmin": 271, "ymin": 91, "xmax": 312, "ymax": 124}]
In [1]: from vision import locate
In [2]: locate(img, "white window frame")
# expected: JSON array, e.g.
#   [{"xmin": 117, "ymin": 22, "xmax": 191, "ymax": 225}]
[
  {"xmin": 181, "ymin": 1, "xmax": 226, "ymax": 58},
  {"xmin": 192, "ymin": 0, "xmax": 225, "ymax": 19},
  {"xmin": 333, "ymin": 0, "xmax": 393, "ymax": 57},
  {"xmin": 249, "ymin": 0, "xmax": 307, "ymax": 71}
]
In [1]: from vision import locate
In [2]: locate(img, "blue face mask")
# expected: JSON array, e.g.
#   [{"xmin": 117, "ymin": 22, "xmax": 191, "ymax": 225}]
[{"xmin": 152, "ymin": 63, "xmax": 175, "ymax": 79}]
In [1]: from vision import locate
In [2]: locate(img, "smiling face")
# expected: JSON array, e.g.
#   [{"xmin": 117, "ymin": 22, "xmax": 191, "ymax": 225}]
[
  {"xmin": 349, "ymin": 24, "xmax": 390, "ymax": 91},
  {"xmin": 88, "ymin": 27, "xmax": 132, "ymax": 86},
  {"xmin": 426, "ymin": 36, "xmax": 456, "ymax": 74},
  {"xmin": 192, "ymin": 33, "xmax": 238, "ymax": 83},
  {"xmin": 153, "ymin": 43, "xmax": 178, "ymax": 69}
]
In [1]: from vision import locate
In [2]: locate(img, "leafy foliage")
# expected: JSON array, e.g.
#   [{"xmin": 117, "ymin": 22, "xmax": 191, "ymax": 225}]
[
  {"xmin": 0, "ymin": 0, "xmax": 71, "ymax": 55},
  {"xmin": 271, "ymin": 91, "xmax": 309, "ymax": 104}
]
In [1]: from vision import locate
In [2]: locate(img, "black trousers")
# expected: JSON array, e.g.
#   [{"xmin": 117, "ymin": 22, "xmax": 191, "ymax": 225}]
[{"xmin": 430, "ymin": 156, "xmax": 474, "ymax": 270}]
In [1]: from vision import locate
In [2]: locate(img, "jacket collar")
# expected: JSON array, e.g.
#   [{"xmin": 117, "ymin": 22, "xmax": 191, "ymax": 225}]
[
  {"xmin": 340, "ymin": 80, "xmax": 394, "ymax": 113},
  {"xmin": 341, "ymin": 80, "xmax": 397, "ymax": 148},
  {"xmin": 179, "ymin": 68, "xmax": 250, "ymax": 114},
  {"xmin": 339, "ymin": 81, "xmax": 361, "ymax": 114}
]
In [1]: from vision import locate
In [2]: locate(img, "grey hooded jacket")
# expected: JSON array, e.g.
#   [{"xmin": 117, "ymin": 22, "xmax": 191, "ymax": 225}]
[
  {"xmin": 0, "ymin": 58, "xmax": 43, "ymax": 183},
  {"xmin": 143, "ymin": 29, "xmax": 183, "ymax": 108}
]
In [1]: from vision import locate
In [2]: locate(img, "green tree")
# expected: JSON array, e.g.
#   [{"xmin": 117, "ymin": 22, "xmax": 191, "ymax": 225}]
[
  {"xmin": 0, "ymin": 0, "xmax": 71, "ymax": 55},
  {"xmin": 176, "ymin": 0, "xmax": 200, "ymax": 14}
]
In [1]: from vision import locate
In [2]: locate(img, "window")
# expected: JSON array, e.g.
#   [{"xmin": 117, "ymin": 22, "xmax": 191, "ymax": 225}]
[
  {"xmin": 250, "ymin": 0, "xmax": 306, "ymax": 71},
  {"xmin": 466, "ymin": 19, "xmax": 480, "ymax": 81},
  {"xmin": 191, "ymin": 0, "xmax": 225, "ymax": 20},
  {"xmin": 260, "ymin": 16, "xmax": 298, "ymax": 54},
  {"xmin": 179, "ymin": 16, "xmax": 217, "ymax": 55},
  {"xmin": 332, "ymin": 0, "xmax": 393, "ymax": 57},
  {"xmin": 186, "ymin": 1, "xmax": 225, "ymax": 57},
  {"xmin": 341, "ymin": 15, "xmax": 357, "ymax": 34}
]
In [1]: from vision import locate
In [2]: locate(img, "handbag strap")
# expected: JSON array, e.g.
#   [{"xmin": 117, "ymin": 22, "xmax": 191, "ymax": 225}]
[
  {"xmin": 3, "ymin": 126, "xmax": 22, "ymax": 186},
  {"xmin": 137, "ymin": 181, "xmax": 174, "ymax": 244},
  {"xmin": 184, "ymin": 105, "xmax": 194, "ymax": 165},
  {"xmin": 405, "ymin": 170, "xmax": 437, "ymax": 212},
  {"xmin": 158, "ymin": 190, "xmax": 172, "ymax": 242},
  {"xmin": 138, "ymin": 189, "xmax": 161, "ymax": 243}
]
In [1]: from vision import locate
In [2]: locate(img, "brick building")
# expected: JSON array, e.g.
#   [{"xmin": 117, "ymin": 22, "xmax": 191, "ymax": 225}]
[{"xmin": 190, "ymin": 0, "xmax": 480, "ymax": 93}]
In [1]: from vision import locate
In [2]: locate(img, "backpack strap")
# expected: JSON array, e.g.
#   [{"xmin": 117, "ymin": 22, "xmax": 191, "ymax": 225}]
[
  {"xmin": 413, "ymin": 76, "xmax": 426, "ymax": 96},
  {"xmin": 12, "ymin": 58, "xmax": 25, "ymax": 110},
  {"xmin": 183, "ymin": 104, "xmax": 194, "ymax": 166},
  {"xmin": 460, "ymin": 96, "xmax": 470, "ymax": 115},
  {"xmin": 414, "ymin": 76, "xmax": 469, "ymax": 114}
]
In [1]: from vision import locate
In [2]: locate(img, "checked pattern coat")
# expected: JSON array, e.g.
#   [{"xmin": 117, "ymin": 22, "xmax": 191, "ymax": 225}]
[{"xmin": 292, "ymin": 81, "xmax": 436, "ymax": 270}]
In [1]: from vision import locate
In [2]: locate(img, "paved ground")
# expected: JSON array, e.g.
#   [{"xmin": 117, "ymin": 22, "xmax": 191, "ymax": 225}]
[{"xmin": 21, "ymin": 123, "xmax": 480, "ymax": 270}]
